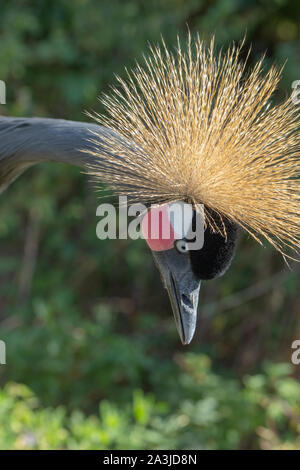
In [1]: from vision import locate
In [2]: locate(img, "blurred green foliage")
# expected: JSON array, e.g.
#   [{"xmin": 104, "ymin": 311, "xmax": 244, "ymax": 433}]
[
  {"xmin": 0, "ymin": 0, "xmax": 300, "ymax": 450},
  {"xmin": 1, "ymin": 358, "xmax": 300, "ymax": 449}
]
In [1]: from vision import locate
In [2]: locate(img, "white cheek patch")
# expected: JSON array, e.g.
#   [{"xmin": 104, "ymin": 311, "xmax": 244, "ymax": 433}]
[
  {"xmin": 167, "ymin": 201, "xmax": 193, "ymax": 240},
  {"xmin": 141, "ymin": 201, "xmax": 193, "ymax": 252}
]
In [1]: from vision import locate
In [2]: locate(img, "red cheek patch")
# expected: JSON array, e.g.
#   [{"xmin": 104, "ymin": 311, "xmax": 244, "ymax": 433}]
[{"xmin": 141, "ymin": 204, "xmax": 175, "ymax": 251}]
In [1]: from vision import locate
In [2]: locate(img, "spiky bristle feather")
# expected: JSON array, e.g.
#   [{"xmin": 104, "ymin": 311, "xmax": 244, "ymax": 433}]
[{"xmin": 86, "ymin": 35, "xmax": 300, "ymax": 255}]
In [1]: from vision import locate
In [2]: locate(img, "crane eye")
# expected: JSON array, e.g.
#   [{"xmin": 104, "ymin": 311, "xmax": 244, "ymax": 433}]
[{"xmin": 175, "ymin": 239, "xmax": 189, "ymax": 254}]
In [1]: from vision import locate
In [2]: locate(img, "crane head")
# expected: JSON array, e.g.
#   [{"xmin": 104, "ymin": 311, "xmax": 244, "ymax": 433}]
[
  {"xmin": 86, "ymin": 35, "xmax": 300, "ymax": 344},
  {"xmin": 141, "ymin": 202, "xmax": 238, "ymax": 344}
]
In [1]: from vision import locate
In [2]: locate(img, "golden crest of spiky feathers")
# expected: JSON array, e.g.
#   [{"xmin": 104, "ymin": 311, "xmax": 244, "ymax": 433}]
[{"xmin": 87, "ymin": 35, "xmax": 300, "ymax": 255}]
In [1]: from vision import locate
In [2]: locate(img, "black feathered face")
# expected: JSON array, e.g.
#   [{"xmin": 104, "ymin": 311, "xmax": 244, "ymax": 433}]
[
  {"xmin": 142, "ymin": 203, "xmax": 238, "ymax": 344},
  {"xmin": 190, "ymin": 211, "xmax": 238, "ymax": 281}
]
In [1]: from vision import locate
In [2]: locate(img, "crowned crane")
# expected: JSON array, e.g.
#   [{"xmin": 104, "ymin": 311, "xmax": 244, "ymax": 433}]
[{"xmin": 0, "ymin": 36, "xmax": 299, "ymax": 344}]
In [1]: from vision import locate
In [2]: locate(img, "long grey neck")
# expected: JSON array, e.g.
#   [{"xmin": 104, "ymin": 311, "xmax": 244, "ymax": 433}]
[{"xmin": 0, "ymin": 116, "xmax": 112, "ymax": 193}]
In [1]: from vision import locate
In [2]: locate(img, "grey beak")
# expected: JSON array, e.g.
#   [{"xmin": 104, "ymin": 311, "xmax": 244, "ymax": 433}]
[{"xmin": 152, "ymin": 249, "xmax": 201, "ymax": 345}]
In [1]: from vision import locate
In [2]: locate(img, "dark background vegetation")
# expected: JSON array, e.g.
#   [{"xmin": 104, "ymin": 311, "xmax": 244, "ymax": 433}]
[{"xmin": 0, "ymin": 0, "xmax": 299, "ymax": 449}]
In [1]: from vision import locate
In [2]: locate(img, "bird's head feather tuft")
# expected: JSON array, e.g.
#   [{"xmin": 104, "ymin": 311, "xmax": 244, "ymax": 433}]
[{"xmin": 86, "ymin": 35, "xmax": 300, "ymax": 256}]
